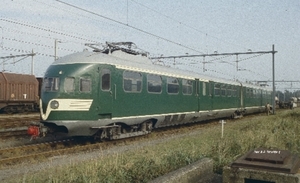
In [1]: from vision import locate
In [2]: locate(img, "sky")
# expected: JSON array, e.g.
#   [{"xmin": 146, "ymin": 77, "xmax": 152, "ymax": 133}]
[{"xmin": 0, "ymin": 0, "xmax": 299, "ymax": 91}]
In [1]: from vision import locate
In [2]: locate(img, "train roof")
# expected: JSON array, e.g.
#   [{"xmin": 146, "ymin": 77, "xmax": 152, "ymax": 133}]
[{"xmin": 52, "ymin": 50, "xmax": 270, "ymax": 90}]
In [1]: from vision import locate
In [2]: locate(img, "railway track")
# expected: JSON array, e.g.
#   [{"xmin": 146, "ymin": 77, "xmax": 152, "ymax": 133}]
[
  {"xmin": 0, "ymin": 114, "xmax": 40, "ymax": 129},
  {"xmin": 0, "ymin": 117, "xmax": 223, "ymax": 168},
  {"xmin": 0, "ymin": 136, "xmax": 136, "ymax": 168},
  {"xmin": 0, "ymin": 138, "xmax": 85, "ymax": 167},
  {"xmin": 0, "ymin": 113, "xmax": 39, "ymax": 119},
  {"xmin": 0, "ymin": 110, "xmax": 282, "ymax": 169},
  {"xmin": 0, "ymin": 127, "xmax": 28, "ymax": 138},
  {"xmin": 0, "ymin": 113, "xmax": 40, "ymax": 138}
]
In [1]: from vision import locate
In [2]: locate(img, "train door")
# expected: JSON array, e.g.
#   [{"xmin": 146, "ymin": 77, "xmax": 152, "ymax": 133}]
[
  {"xmin": 195, "ymin": 79, "xmax": 200, "ymax": 111},
  {"xmin": 240, "ymin": 85, "xmax": 244, "ymax": 108},
  {"xmin": 198, "ymin": 80, "xmax": 212, "ymax": 111},
  {"xmin": 97, "ymin": 67, "xmax": 113, "ymax": 118}
]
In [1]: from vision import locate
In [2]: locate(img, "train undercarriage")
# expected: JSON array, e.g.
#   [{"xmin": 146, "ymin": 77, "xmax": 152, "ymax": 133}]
[
  {"xmin": 92, "ymin": 121, "xmax": 153, "ymax": 140},
  {"xmin": 28, "ymin": 120, "xmax": 154, "ymax": 141},
  {"xmin": 27, "ymin": 107, "xmax": 263, "ymax": 140},
  {"xmin": 231, "ymin": 108, "xmax": 247, "ymax": 119}
]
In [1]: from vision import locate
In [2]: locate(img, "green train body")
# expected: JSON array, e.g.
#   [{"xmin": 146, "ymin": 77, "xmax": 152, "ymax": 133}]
[{"xmin": 30, "ymin": 44, "xmax": 272, "ymax": 140}]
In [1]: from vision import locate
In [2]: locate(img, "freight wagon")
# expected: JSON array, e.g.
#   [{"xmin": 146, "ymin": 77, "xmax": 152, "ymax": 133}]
[{"xmin": 0, "ymin": 72, "xmax": 39, "ymax": 113}]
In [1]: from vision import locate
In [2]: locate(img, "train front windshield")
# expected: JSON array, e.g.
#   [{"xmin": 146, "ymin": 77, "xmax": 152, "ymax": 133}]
[{"xmin": 43, "ymin": 77, "xmax": 60, "ymax": 92}]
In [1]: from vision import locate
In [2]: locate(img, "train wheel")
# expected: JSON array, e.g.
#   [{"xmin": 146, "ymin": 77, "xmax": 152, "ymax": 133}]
[
  {"xmin": 146, "ymin": 121, "xmax": 153, "ymax": 131},
  {"xmin": 93, "ymin": 129, "xmax": 107, "ymax": 141},
  {"xmin": 94, "ymin": 122, "xmax": 153, "ymax": 141},
  {"xmin": 100, "ymin": 129, "xmax": 108, "ymax": 139},
  {"xmin": 231, "ymin": 113, "xmax": 236, "ymax": 119}
]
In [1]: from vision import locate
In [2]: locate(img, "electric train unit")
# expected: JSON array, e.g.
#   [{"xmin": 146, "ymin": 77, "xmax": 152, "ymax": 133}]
[{"xmin": 28, "ymin": 42, "xmax": 272, "ymax": 140}]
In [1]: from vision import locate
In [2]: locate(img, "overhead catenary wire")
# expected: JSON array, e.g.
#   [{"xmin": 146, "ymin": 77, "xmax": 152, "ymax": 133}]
[
  {"xmin": 1, "ymin": 26, "xmax": 91, "ymax": 47},
  {"xmin": 3, "ymin": 2, "xmax": 268, "ymax": 60},
  {"xmin": 2, "ymin": 46, "xmax": 54, "ymax": 58},
  {"xmin": 0, "ymin": 0, "xmax": 282, "ymax": 86},
  {"xmin": 0, "ymin": 19, "xmax": 100, "ymax": 44},
  {"xmin": 54, "ymin": 0, "xmax": 204, "ymax": 54},
  {"xmin": 3, "ymin": 37, "xmax": 78, "ymax": 53},
  {"xmin": 130, "ymin": 0, "xmax": 249, "ymax": 51},
  {"xmin": 1, "ymin": 1, "xmax": 205, "ymax": 58}
]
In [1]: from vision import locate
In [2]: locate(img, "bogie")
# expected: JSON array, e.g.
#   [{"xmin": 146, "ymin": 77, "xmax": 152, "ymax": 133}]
[{"xmin": 92, "ymin": 121, "xmax": 153, "ymax": 140}]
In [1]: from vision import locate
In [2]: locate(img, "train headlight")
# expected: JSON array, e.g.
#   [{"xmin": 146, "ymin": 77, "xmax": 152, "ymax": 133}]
[{"xmin": 50, "ymin": 100, "xmax": 59, "ymax": 109}]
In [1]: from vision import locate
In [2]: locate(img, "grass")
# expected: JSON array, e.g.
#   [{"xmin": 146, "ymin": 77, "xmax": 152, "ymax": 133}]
[{"xmin": 8, "ymin": 108, "xmax": 300, "ymax": 183}]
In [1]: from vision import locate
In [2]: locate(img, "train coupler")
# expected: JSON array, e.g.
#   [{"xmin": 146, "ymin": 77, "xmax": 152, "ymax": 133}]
[{"xmin": 27, "ymin": 122, "xmax": 48, "ymax": 140}]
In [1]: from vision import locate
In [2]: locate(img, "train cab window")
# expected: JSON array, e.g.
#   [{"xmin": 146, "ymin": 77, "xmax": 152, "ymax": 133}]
[
  {"xmin": 182, "ymin": 79, "xmax": 193, "ymax": 95},
  {"xmin": 167, "ymin": 77, "xmax": 179, "ymax": 94},
  {"xmin": 101, "ymin": 69, "xmax": 111, "ymax": 91},
  {"xmin": 64, "ymin": 77, "xmax": 75, "ymax": 92},
  {"xmin": 123, "ymin": 71, "xmax": 142, "ymax": 92},
  {"xmin": 147, "ymin": 74, "xmax": 162, "ymax": 93},
  {"xmin": 43, "ymin": 77, "xmax": 60, "ymax": 92},
  {"xmin": 80, "ymin": 78, "xmax": 91, "ymax": 92}
]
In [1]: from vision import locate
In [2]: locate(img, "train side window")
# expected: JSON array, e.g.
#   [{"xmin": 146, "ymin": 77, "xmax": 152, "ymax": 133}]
[
  {"xmin": 227, "ymin": 86, "xmax": 232, "ymax": 97},
  {"xmin": 101, "ymin": 69, "xmax": 111, "ymax": 91},
  {"xmin": 268, "ymin": 91, "xmax": 272, "ymax": 98},
  {"xmin": 253, "ymin": 89, "xmax": 257, "ymax": 98},
  {"xmin": 257, "ymin": 89, "xmax": 262, "ymax": 98},
  {"xmin": 246, "ymin": 88, "xmax": 250, "ymax": 98},
  {"xmin": 182, "ymin": 79, "xmax": 193, "ymax": 95},
  {"xmin": 123, "ymin": 71, "xmax": 142, "ymax": 93},
  {"xmin": 214, "ymin": 83, "xmax": 220, "ymax": 96},
  {"xmin": 43, "ymin": 77, "xmax": 60, "ymax": 92},
  {"xmin": 64, "ymin": 77, "xmax": 75, "ymax": 92},
  {"xmin": 263, "ymin": 91, "xmax": 266, "ymax": 98},
  {"xmin": 147, "ymin": 74, "xmax": 162, "ymax": 93},
  {"xmin": 221, "ymin": 85, "xmax": 226, "ymax": 96},
  {"xmin": 80, "ymin": 78, "xmax": 91, "ymax": 92},
  {"xmin": 232, "ymin": 86, "xmax": 237, "ymax": 97},
  {"xmin": 167, "ymin": 77, "xmax": 179, "ymax": 94}
]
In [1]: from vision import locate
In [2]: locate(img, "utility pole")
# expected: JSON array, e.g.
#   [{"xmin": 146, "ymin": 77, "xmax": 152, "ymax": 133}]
[
  {"xmin": 54, "ymin": 39, "xmax": 61, "ymax": 61},
  {"xmin": 31, "ymin": 49, "xmax": 34, "ymax": 75},
  {"xmin": 0, "ymin": 26, "xmax": 3, "ymax": 50},
  {"xmin": 272, "ymin": 44, "xmax": 275, "ymax": 114}
]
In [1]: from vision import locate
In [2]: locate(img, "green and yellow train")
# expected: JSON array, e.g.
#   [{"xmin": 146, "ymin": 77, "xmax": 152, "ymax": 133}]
[{"xmin": 28, "ymin": 42, "xmax": 272, "ymax": 140}]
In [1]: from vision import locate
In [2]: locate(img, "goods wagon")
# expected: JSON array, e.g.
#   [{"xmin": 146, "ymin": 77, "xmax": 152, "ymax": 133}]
[{"xmin": 0, "ymin": 72, "xmax": 39, "ymax": 113}]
